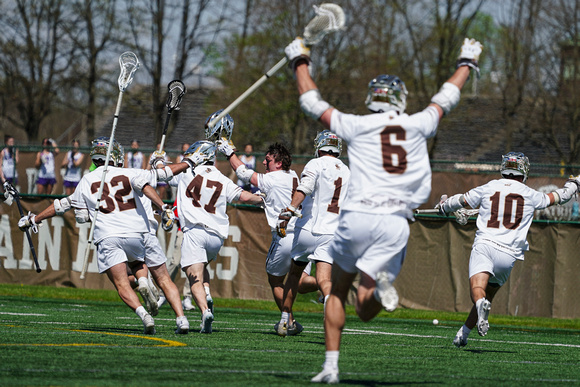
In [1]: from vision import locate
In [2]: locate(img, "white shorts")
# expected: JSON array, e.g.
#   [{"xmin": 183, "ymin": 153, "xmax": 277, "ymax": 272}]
[
  {"xmin": 266, "ymin": 230, "xmax": 293, "ymax": 276},
  {"xmin": 96, "ymin": 235, "xmax": 146, "ymax": 274},
  {"xmin": 144, "ymin": 232, "xmax": 167, "ymax": 268},
  {"xmin": 469, "ymin": 243, "xmax": 517, "ymax": 286},
  {"xmin": 292, "ymin": 228, "xmax": 333, "ymax": 265},
  {"xmin": 330, "ymin": 211, "xmax": 409, "ymax": 282},
  {"xmin": 180, "ymin": 225, "xmax": 224, "ymax": 269}
]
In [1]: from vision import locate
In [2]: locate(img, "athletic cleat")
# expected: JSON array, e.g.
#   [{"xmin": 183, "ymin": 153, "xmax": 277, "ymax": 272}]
[
  {"xmin": 207, "ymin": 295, "xmax": 214, "ymax": 314},
  {"xmin": 374, "ymin": 271, "xmax": 399, "ymax": 312},
  {"xmin": 138, "ymin": 282, "xmax": 159, "ymax": 317},
  {"xmin": 287, "ymin": 320, "xmax": 303, "ymax": 336},
  {"xmin": 175, "ymin": 316, "xmax": 189, "ymax": 334},
  {"xmin": 200, "ymin": 309, "xmax": 214, "ymax": 334},
  {"xmin": 142, "ymin": 313, "xmax": 156, "ymax": 335},
  {"xmin": 453, "ymin": 331, "xmax": 468, "ymax": 348},
  {"xmin": 182, "ymin": 296, "xmax": 196, "ymax": 311},
  {"xmin": 157, "ymin": 295, "xmax": 167, "ymax": 309},
  {"xmin": 276, "ymin": 321, "xmax": 288, "ymax": 337},
  {"xmin": 477, "ymin": 299, "xmax": 491, "ymax": 336},
  {"xmin": 311, "ymin": 367, "xmax": 339, "ymax": 384}
]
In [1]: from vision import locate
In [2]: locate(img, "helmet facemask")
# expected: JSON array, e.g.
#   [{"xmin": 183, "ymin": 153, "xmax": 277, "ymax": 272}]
[
  {"xmin": 365, "ymin": 74, "xmax": 408, "ymax": 114},
  {"xmin": 500, "ymin": 152, "xmax": 530, "ymax": 182}
]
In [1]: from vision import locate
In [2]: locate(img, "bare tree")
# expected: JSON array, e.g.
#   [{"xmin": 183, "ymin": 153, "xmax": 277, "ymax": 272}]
[{"xmin": 0, "ymin": 0, "xmax": 73, "ymax": 141}]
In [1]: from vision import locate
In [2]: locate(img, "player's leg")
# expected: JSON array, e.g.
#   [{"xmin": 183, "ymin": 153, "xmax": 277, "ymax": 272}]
[
  {"xmin": 315, "ymin": 261, "xmax": 332, "ymax": 301},
  {"xmin": 277, "ymin": 259, "xmax": 309, "ymax": 336},
  {"xmin": 265, "ymin": 231, "xmax": 293, "ymax": 311},
  {"xmin": 106, "ymin": 262, "xmax": 142, "ymax": 311},
  {"xmin": 297, "ymin": 261, "xmax": 319, "ymax": 294},
  {"xmin": 184, "ymin": 263, "xmax": 208, "ymax": 312},
  {"xmin": 203, "ymin": 266, "xmax": 213, "ymax": 313}
]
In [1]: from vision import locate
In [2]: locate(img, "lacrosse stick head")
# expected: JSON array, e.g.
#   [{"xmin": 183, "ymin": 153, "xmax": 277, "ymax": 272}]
[
  {"xmin": 118, "ymin": 52, "xmax": 140, "ymax": 92},
  {"xmin": 166, "ymin": 80, "xmax": 187, "ymax": 111},
  {"xmin": 204, "ymin": 109, "xmax": 234, "ymax": 141},
  {"xmin": 303, "ymin": 3, "xmax": 345, "ymax": 45}
]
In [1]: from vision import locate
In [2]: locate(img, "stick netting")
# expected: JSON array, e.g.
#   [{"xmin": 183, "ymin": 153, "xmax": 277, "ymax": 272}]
[
  {"xmin": 166, "ymin": 80, "xmax": 186, "ymax": 111},
  {"xmin": 303, "ymin": 3, "xmax": 345, "ymax": 45}
]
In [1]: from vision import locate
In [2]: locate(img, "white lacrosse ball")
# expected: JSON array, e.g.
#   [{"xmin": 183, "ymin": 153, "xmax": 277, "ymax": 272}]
[{"xmin": 432, "ymin": 319, "xmax": 439, "ymax": 325}]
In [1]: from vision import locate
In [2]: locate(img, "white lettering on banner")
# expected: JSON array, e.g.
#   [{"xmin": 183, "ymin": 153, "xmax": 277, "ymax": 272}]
[
  {"xmin": 207, "ymin": 226, "xmax": 240, "ymax": 281},
  {"xmin": 72, "ymin": 222, "xmax": 98, "ymax": 273},
  {"xmin": 0, "ymin": 214, "xmax": 17, "ymax": 269}
]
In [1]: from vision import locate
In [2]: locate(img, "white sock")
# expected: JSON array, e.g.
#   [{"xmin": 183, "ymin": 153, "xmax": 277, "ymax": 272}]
[
  {"xmin": 324, "ymin": 294, "xmax": 330, "ymax": 304},
  {"xmin": 135, "ymin": 306, "xmax": 147, "ymax": 319},
  {"xmin": 280, "ymin": 311, "xmax": 289, "ymax": 323},
  {"xmin": 204, "ymin": 286, "xmax": 211, "ymax": 297},
  {"xmin": 138, "ymin": 276, "xmax": 148, "ymax": 289},
  {"xmin": 324, "ymin": 351, "xmax": 339, "ymax": 370}
]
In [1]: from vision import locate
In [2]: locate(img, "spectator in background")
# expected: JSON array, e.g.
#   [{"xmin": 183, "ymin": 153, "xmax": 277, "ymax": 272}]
[
  {"xmin": 0, "ymin": 135, "xmax": 19, "ymax": 185},
  {"xmin": 35, "ymin": 137, "xmax": 59, "ymax": 195},
  {"xmin": 125, "ymin": 139, "xmax": 147, "ymax": 169},
  {"xmin": 175, "ymin": 143, "xmax": 190, "ymax": 164},
  {"xmin": 62, "ymin": 139, "xmax": 85, "ymax": 195},
  {"xmin": 238, "ymin": 143, "xmax": 257, "ymax": 193}
]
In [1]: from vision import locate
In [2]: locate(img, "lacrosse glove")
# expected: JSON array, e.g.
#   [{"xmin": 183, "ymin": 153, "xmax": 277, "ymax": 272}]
[
  {"xmin": 18, "ymin": 211, "xmax": 41, "ymax": 233},
  {"xmin": 456, "ymin": 38, "xmax": 483, "ymax": 78},
  {"xmin": 161, "ymin": 204, "xmax": 176, "ymax": 231},
  {"xmin": 285, "ymin": 37, "xmax": 312, "ymax": 72},
  {"xmin": 216, "ymin": 138, "xmax": 236, "ymax": 158},
  {"xmin": 276, "ymin": 205, "xmax": 302, "ymax": 238},
  {"xmin": 149, "ymin": 150, "xmax": 167, "ymax": 168}
]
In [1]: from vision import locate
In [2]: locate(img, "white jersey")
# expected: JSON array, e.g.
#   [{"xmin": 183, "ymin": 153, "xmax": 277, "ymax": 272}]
[
  {"xmin": 69, "ymin": 166, "xmax": 151, "ymax": 244},
  {"xmin": 464, "ymin": 178, "xmax": 551, "ymax": 258},
  {"xmin": 330, "ymin": 106, "xmax": 439, "ymax": 216},
  {"xmin": 175, "ymin": 165, "xmax": 242, "ymax": 239},
  {"xmin": 256, "ymin": 169, "xmax": 299, "ymax": 231},
  {"xmin": 38, "ymin": 151, "xmax": 56, "ymax": 179},
  {"xmin": 295, "ymin": 156, "xmax": 350, "ymax": 235},
  {"xmin": 63, "ymin": 151, "xmax": 83, "ymax": 183},
  {"xmin": 127, "ymin": 151, "xmax": 145, "ymax": 169}
]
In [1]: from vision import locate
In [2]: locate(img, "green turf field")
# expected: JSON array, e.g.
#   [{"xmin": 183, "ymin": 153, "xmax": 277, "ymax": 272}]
[{"xmin": 1, "ymin": 284, "xmax": 580, "ymax": 386}]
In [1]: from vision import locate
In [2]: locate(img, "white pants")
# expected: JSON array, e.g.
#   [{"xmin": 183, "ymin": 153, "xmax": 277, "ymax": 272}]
[
  {"xmin": 291, "ymin": 227, "xmax": 333, "ymax": 265},
  {"xmin": 144, "ymin": 232, "xmax": 167, "ymax": 267},
  {"xmin": 330, "ymin": 211, "xmax": 409, "ymax": 282},
  {"xmin": 266, "ymin": 230, "xmax": 293, "ymax": 276},
  {"xmin": 180, "ymin": 225, "xmax": 224, "ymax": 269},
  {"xmin": 469, "ymin": 242, "xmax": 517, "ymax": 286}
]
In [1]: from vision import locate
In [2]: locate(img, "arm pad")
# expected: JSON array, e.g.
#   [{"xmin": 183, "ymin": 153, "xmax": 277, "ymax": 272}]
[
  {"xmin": 236, "ymin": 164, "xmax": 255, "ymax": 184},
  {"xmin": 553, "ymin": 181, "xmax": 577, "ymax": 205},
  {"xmin": 296, "ymin": 174, "xmax": 315, "ymax": 196},
  {"xmin": 155, "ymin": 166, "xmax": 174, "ymax": 182},
  {"xmin": 74, "ymin": 208, "xmax": 90, "ymax": 224},
  {"xmin": 442, "ymin": 193, "xmax": 466, "ymax": 213},
  {"xmin": 131, "ymin": 174, "xmax": 150, "ymax": 192},
  {"xmin": 431, "ymin": 82, "xmax": 461, "ymax": 116},
  {"xmin": 299, "ymin": 89, "xmax": 331, "ymax": 120},
  {"xmin": 54, "ymin": 197, "xmax": 72, "ymax": 215}
]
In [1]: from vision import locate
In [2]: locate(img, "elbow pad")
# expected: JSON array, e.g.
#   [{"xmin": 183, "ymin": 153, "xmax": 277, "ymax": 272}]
[
  {"xmin": 297, "ymin": 175, "xmax": 315, "ymax": 196},
  {"xmin": 54, "ymin": 197, "xmax": 72, "ymax": 215},
  {"xmin": 442, "ymin": 194, "xmax": 466, "ymax": 213},
  {"xmin": 155, "ymin": 166, "xmax": 174, "ymax": 182},
  {"xmin": 299, "ymin": 89, "xmax": 331, "ymax": 120},
  {"xmin": 74, "ymin": 208, "xmax": 90, "ymax": 224},
  {"xmin": 553, "ymin": 182, "xmax": 577, "ymax": 205},
  {"xmin": 131, "ymin": 174, "xmax": 150, "ymax": 192},
  {"xmin": 236, "ymin": 164, "xmax": 255, "ymax": 184},
  {"xmin": 431, "ymin": 82, "xmax": 461, "ymax": 115}
]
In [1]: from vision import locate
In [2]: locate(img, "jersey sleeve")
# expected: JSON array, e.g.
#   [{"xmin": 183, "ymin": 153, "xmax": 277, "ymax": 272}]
[
  {"xmin": 463, "ymin": 183, "xmax": 487, "ymax": 209},
  {"xmin": 69, "ymin": 180, "xmax": 88, "ymax": 209},
  {"xmin": 256, "ymin": 172, "xmax": 271, "ymax": 193},
  {"xmin": 409, "ymin": 106, "xmax": 440, "ymax": 138}
]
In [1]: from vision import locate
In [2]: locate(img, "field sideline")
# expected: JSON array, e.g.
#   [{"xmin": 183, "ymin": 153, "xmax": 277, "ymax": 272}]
[{"xmin": 1, "ymin": 284, "xmax": 580, "ymax": 386}]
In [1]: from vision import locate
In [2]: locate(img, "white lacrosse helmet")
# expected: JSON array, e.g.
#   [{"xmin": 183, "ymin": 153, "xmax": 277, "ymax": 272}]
[
  {"xmin": 205, "ymin": 109, "xmax": 234, "ymax": 141},
  {"xmin": 90, "ymin": 136, "xmax": 121, "ymax": 166},
  {"xmin": 184, "ymin": 140, "xmax": 217, "ymax": 164},
  {"xmin": 365, "ymin": 74, "xmax": 408, "ymax": 114},
  {"xmin": 314, "ymin": 130, "xmax": 342, "ymax": 157},
  {"xmin": 501, "ymin": 151, "xmax": 530, "ymax": 182}
]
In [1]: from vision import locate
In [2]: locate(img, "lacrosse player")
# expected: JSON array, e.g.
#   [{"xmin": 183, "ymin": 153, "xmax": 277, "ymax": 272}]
[
  {"xmin": 275, "ymin": 130, "xmax": 350, "ymax": 337},
  {"xmin": 436, "ymin": 152, "xmax": 578, "ymax": 347},
  {"xmin": 285, "ymin": 36, "xmax": 483, "ymax": 383},
  {"xmin": 172, "ymin": 140, "xmax": 264, "ymax": 334},
  {"xmin": 19, "ymin": 137, "xmax": 198, "ymax": 334},
  {"xmin": 217, "ymin": 140, "xmax": 301, "ymax": 332}
]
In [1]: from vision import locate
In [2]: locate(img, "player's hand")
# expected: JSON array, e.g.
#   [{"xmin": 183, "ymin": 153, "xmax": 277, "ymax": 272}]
[
  {"xmin": 276, "ymin": 218, "xmax": 288, "ymax": 238},
  {"xmin": 18, "ymin": 211, "xmax": 41, "ymax": 233},
  {"xmin": 149, "ymin": 150, "xmax": 167, "ymax": 168},
  {"xmin": 435, "ymin": 194, "xmax": 449, "ymax": 216},
  {"xmin": 285, "ymin": 37, "xmax": 311, "ymax": 71},
  {"xmin": 161, "ymin": 204, "xmax": 176, "ymax": 231},
  {"xmin": 457, "ymin": 38, "xmax": 483, "ymax": 78},
  {"xmin": 3, "ymin": 190, "xmax": 13, "ymax": 206},
  {"xmin": 280, "ymin": 205, "xmax": 302, "ymax": 219},
  {"xmin": 216, "ymin": 138, "xmax": 235, "ymax": 158},
  {"xmin": 454, "ymin": 208, "xmax": 469, "ymax": 225}
]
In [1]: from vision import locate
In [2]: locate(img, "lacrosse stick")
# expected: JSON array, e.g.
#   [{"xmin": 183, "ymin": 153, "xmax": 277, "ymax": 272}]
[
  {"xmin": 3, "ymin": 181, "xmax": 41, "ymax": 273},
  {"xmin": 414, "ymin": 209, "xmax": 480, "ymax": 216},
  {"xmin": 206, "ymin": 3, "xmax": 345, "ymax": 130},
  {"xmin": 80, "ymin": 51, "xmax": 140, "ymax": 280},
  {"xmin": 158, "ymin": 80, "xmax": 186, "ymax": 153}
]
